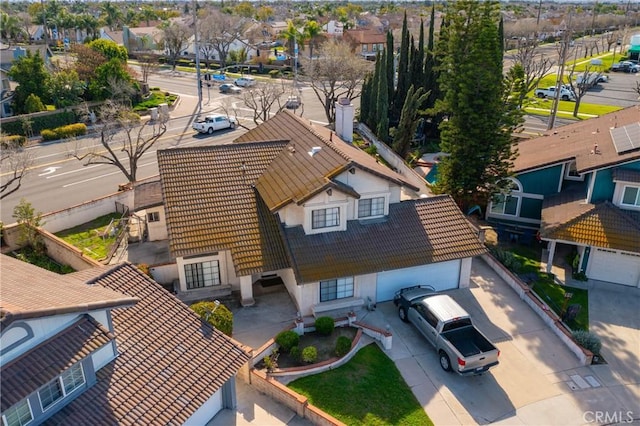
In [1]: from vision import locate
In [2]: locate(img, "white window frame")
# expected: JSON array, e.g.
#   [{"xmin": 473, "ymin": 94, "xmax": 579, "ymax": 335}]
[
  {"xmin": 564, "ymin": 160, "xmax": 584, "ymax": 181},
  {"xmin": 38, "ymin": 363, "xmax": 85, "ymax": 412},
  {"xmin": 2, "ymin": 400, "xmax": 33, "ymax": 426},
  {"xmin": 489, "ymin": 178, "xmax": 522, "ymax": 217},
  {"xmin": 312, "ymin": 207, "xmax": 340, "ymax": 229},
  {"xmin": 361, "ymin": 44, "xmax": 367, "ymax": 52},
  {"xmin": 147, "ymin": 211, "xmax": 160, "ymax": 222},
  {"xmin": 357, "ymin": 196, "xmax": 386, "ymax": 219},
  {"xmin": 621, "ymin": 185, "xmax": 640, "ymax": 207},
  {"xmin": 320, "ymin": 277, "xmax": 354, "ymax": 302},
  {"xmin": 184, "ymin": 260, "xmax": 221, "ymax": 290}
]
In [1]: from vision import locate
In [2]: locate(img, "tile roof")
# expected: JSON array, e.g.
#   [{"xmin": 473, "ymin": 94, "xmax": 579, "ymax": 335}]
[
  {"xmin": 513, "ymin": 106, "xmax": 640, "ymax": 174},
  {"xmin": 343, "ymin": 28, "xmax": 387, "ymax": 44},
  {"xmin": 1, "ymin": 315, "xmax": 113, "ymax": 411},
  {"xmin": 284, "ymin": 195, "xmax": 487, "ymax": 283},
  {"xmin": 235, "ymin": 110, "xmax": 418, "ymax": 211},
  {"xmin": 47, "ymin": 262, "xmax": 252, "ymax": 425},
  {"xmin": 157, "ymin": 143, "xmax": 291, "ymax": 275},
  {"xmin": 0, "ymin": 255, "xmax": 138, "ymax": 328},
  {"xmin": 541, "ymin": 196, "xmax": 640, "ymax": 252}
]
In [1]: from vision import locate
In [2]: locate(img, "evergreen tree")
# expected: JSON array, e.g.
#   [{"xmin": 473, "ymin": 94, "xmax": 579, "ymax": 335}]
[
  {"xmin": 360, "ymin": 73, "xmax": 372, "ymax": 125},
  {"xmin": 412, "ymin": 20, "xmax": 425, "ymax": 90},
  {"xmin": 386, "ymin": 30, "xmax": 394, "ymax": 102},
  {"xmin": 376, "ymin": 49, "xmax": 390, "ymax": 142},
  {"xmin": 392, "ymin": 85, "xmax": 429, "ymax": 158},
  {"xmin": 434, "ymin": 0, "xmax": 520, "ymax": 210},
  {"xmin": 498, "ymin": 16, "xmax": 505, "ymax": 56},
  {"xmin": 392, "ymin": 11, "xmax": 410, "ymax": 124},
  {"xmin": 8, "ymin": 51, "xmax": 50, "ymax": 113},
  {"xmin": 368, "ymin": 51, "xmax": 381, "ymax": 130},
  {"xmin": 423, "ymin": 6, "xmax": 440, "ymax": 139}
]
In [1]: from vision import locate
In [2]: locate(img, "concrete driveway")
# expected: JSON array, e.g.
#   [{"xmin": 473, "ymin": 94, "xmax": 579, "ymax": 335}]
[{"xmin": 367, "ymin": 257, "xmax": 640, "ymax": 425}]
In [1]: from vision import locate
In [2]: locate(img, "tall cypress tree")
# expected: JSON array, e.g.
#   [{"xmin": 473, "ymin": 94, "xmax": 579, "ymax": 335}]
[
  {"xmin": 412, "ymin": 19, "xmax": 425, "ymax": 90},
  {"xmin": 392, "ymin": 85, "xmax": 429, "ymax": 158},
  {"xmin": 360, "ymin": 73, "xmax": 372, "ymax": 126},
  {"xmin": 392, "ymin": 10, "xmax": 410, "ymax": 124},
  {"xmin": 423, "ymin": 5, "xmax": 440, "ymax": 138},
  {"xmin": 376, "ymin": 49, "xmax": 390, "ymax": 142},
  {"xmin": 498, "ymin": 16, "xmax": 505, "ymax": 57},
  {"xmin": 368, "ymin": 51, "xmax": 381, "ymax": 130},
  {"xmin": 434, "ymin": 0, "xmax": 520, "ymax": 210},
  {"xmin": 386, "ymin": 30, "xmax": 395, "ymax": 102}
]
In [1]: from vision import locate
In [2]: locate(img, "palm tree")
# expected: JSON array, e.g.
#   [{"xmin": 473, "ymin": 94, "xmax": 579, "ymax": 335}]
[
  {"xmin": 303, "ymin": 20, "xmax": 323, "ymax": 59},
  {"xmin": 0, "ymin": 12, "xmax": 26, "ymax": 43},
  {"xmin": 101, "ymin": 2, "xmax": 123, "ymax": 31},
  {"xmin": 78, "ymin": 14, "xmax": 100, "ymax": 41},
  {"xmin": 140, "ymin": 5, "xmax": 156, "ymax": 27},
  {"xmin": 282, "ymin": 20, "xmax": 305, "ymax": 65}
]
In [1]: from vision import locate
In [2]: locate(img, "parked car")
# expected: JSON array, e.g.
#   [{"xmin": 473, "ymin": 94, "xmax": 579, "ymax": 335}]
[
  {"xmin": 534, "ymin": 86, "xmax": 576, "ymax": 101},
  {"xmin": 234, "ymin": 77, "xmax": 256, "ymax": 87},
  {"xmin": 394, "ymin": 286, "xmax": 500, "ymax": 375},
  {"xmin": 610, "ymin": 61, "xmax": 640, "ymax": 73},
  {"xmin": 219, "ymin": 83, "xmax": 241, "ymax": 94},
  {"xmin": 285, "ymin": 95, "xmax": 302, "ymax": 109},
  {"xmin": 192, "ymin": 114, "xmax": 237, "ymax": 134}
]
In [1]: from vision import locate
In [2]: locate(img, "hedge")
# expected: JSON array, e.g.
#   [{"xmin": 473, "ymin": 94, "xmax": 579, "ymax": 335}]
[
  {"xmin": 41, "ymin": 123, "xmax": 87, "ymax": 141},
  {"xmin": 0, "ymin": 135, "xmax": 27, "ymax": 148},
  {"xmin": 1, "ymin": 110, "xmax": 78, "ymax": 137}
]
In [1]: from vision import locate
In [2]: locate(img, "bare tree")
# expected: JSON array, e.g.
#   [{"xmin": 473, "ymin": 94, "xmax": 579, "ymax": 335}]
[
  {"xmin": 0, "ymin": 139, "xmax": 33, "ymax": 200},
  {"xmin": 565, "ymin": 64, "xmax": 599, "ymax": 118},
  {"xmin": 299, "ymin": 40, "xmax": 372, "ymax": 125},
  {"xmin": 513, "ymin": 41, "xmax": 555, "ymax": 108},
  {"xmin": 242, "ymin": 82, "xmax": 287, "ymax": 125},
  {"xmin": 70, "ymin": 101, "xmax": 169, "ymax": 184},
  {"xmin": 199, "ymin": 9, "xmax": 246, "ymax": 70},
  {"xmin": 137, "ymin": 53, "xmax": 160, "ymax": 83},
  {"xmin": 161, "ymin": 21, "xmax": 192, "ymax": 71}
]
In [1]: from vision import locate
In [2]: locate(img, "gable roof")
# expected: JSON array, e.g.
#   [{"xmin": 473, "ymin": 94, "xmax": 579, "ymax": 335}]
[
  {"xmin": 343, "ymin": 28, "xmax": 387, "ymax": 44},
  {"xmin": 235, "ymin": 110, "xmax": 418, "ymax": 211},
  {"xmin": 47, "ymin": 262, "xmax": 251, "ymax": 425},
  {"xmin": 284, "ymin": 195, "xmax": 488, "ymax": 283},
  {"xmin": 513, "ymin": 106, "xmax": 640, "ymax": 174},
  {"xmin": 0, "ymin": 255, "xmax": 138, "ymax": 329},
  {"xmin": 541, "ymin": 194, "xmax": 640, "ymax": 252},
  {"xmin": 157, "ymin": 142, "xmax": 292, "ymax": 275}
]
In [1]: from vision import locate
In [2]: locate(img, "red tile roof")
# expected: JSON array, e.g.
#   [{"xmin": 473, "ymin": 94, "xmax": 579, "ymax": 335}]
[
  {"xmin": 0, "ymin": 255, "xmax": 138, "ymax": 327},
  {"xmin": 1, "ymin": 315, "xmax": 113, "ymax": 411},
  {"xmin": 285, "ymin": 195, "xmax": 488, "ymax": 283},
  {"xmin": 513, "ymin": 106, "xmax": 640, "ymax": 174}
]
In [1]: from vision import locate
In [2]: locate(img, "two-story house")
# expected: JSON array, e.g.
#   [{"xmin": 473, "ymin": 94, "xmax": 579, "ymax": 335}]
[
  {"xmin": 343, "ymin": 28, "xmax": 386, "ymax": 60},
  {"xmin": 0, "ymin": 256, "xmax": 250, "ymax": 425},
  {"xmin": 486, "ymin": 106, "xmax": 640, "ymax": 287},
  {"xmin": 156, "ymin": 111, "xmax": 486, "ymax": 317}
]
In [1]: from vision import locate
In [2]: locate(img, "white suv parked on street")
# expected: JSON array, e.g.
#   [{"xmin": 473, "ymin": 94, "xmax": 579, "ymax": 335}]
[{"xmin": 234, "ymin": 77, "xmax": 256, "ymax": 87}]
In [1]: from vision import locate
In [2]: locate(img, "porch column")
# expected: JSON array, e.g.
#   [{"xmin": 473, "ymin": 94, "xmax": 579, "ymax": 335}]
[
  {"xmin": 546, "ymin": 240, "xmax": 557, "ymax": 274},
  {"xmin": 239, "ymin": 275, "xmax": 255, "ymax": 307}
]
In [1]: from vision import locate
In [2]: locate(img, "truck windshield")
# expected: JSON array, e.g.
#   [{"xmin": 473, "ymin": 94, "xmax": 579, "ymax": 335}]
[{"xmin": 442, "ymin": 318, "xmax": 472, "ymax": 332}]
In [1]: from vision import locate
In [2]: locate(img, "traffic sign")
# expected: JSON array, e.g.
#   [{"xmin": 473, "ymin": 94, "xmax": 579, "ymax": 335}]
[{"xmin": 212, "ymin": 74, "xmax": 226, "ymax": 81}]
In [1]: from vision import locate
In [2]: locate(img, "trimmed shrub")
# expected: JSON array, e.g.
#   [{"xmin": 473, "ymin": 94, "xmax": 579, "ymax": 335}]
[
  {"xmin": 2, "ymin": 110, "xmax": 79, "ymax": 137},
  {"xmin": 572, "ymin": 330, "xmax": 602, "ymax": 355},
  {"xmin": 489, "ymin": 246, "xmax": 522, "ymax": 273},
  {"xmin": 290, "ymin": 345, "xmax": 301, "ymax": 361},
  {"xmin": 301, "ymin": 346, "xmax": 318, "ymax": 363},
  {"xmin": 314, "ymin": 316, "xmax": 335, "ymax": 336},
  {"xmin": 40, "ymin": 129, "xmax": 58, "ymax": 141},
  {"xmin": 269, "ymin": 69, "xmax": 281, "ymax": 78},
  {"xmin": 40, "ymin": 123, "xmax": 87, "ymax": 141},
  {"xmin": 190, "ymin": 301, "xmax": 234, "ymax": 336},
  {"xmin": 0, "ymin": 135, "xmax": 27, "ymax": 148},
  {"xmin": 24, "ymin": 94, "xmax": 46, "ymax": 113},
  {"xmin": 275, "ymin": 330, "xmax": 299, "ymax": 353},
  {"xmin": 335, "ymin": 335, "xmax": 352, "ymax": 357},
  {"xmin": 263, "ymin": 350, "xmax": 278, "ymax": 372}
]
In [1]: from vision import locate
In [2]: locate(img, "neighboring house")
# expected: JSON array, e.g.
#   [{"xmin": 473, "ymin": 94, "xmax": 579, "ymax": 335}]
[
  {"xmin": 486, "ymin": 106, "xmax": 640, "ymax": 287},
  {"xmin": 156, "ymin": 110, "xmax": 486, "ymax": 316},
  {"xmin": 323, "ymin": 20, "xmax": 344, "ymax": 37},
  {"xmin": 343, "ymin": 28, "xmax": 386, "ymax": 60},
  {"xmin": 0, "ymin": 256, "xmax": 251, "ymax": 425},
  {"xmin": 0, "ymin": 45, "xmax": 53, "ymax": 73},
  {"xmin": 124, "ymin": 25, "xmax": 163, "ymax": 52},
  {"xmin": 628, "ymin": 33, "xmax": 640, "ymax": 61},
  {"xmin": 0, "ymin": 69, "xmax": 13, "ymax": 118},
  {"xmin": 99, "ymin": 28, "xmax": 124, "ymax": 46},
  {"xmin": 182, "ymin": 36, "xmax": 257, "ymax": 63}
]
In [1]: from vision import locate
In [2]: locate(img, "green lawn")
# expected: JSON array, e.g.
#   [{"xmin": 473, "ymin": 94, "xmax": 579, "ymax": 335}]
[
  {"xmin": 288, "ymin": 343, "xmax": 433, "ymax": 426},
  {"xmin": 507, "ymin": 245, "xmax": 589, "ymax": 331},
  {"xmin": 133, "ymin": 89, "xmax": 178, "ymax": 112},
  {"xmin": 55, "ymin": 213, "xmax": 124, "ymax": 261}
]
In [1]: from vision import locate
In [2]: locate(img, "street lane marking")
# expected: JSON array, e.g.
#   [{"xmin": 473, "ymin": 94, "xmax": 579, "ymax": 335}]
[
  {"xmin": 62, "ymin": 161, "xmax": 156, "ymax": 188},
  {"xmin": 38, "ymin": 166, "xmax": 62, "ymax": 176}
]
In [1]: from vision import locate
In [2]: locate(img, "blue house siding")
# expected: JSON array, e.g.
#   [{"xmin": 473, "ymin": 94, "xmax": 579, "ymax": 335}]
[
  {"xmin": 517, "ymin": 165, "xmax": 563, "ymax": 196},
  {"xmin": 591, "ymin": 169, "xmax": 615, "ymax": 203}
]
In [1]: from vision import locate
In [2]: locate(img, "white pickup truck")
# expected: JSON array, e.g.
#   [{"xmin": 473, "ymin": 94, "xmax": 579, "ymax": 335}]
[
  {"xmin": 192, "ymin": 114, "xmax": 237, "ymax": 134},
  {"xmin": 534, "ymin": 86, "xmax": 576, "ymax": 101},
  {"xmin": 394, "ymin": 286, "xmax": 500, "ymax": 375}
]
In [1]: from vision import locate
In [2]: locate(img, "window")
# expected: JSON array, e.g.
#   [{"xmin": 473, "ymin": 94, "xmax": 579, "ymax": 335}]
[
  {"xmin": 622, "ymin": 186, "xmax": 640, "ymax": 207},
  {"xmin": 147, "ymin": 212, "xmax": 160, "ymax": 222},
  {"xmin": 564, "ymin": 160, "xmax": 584, "ymax": 181},
  {"xmin": 378, "ymin": 43, "xmax": 384, "ymax": 51},
  {"xmin": 490, "ymin": 179, "xmax": 521, "ymax": 216},
  {"xmin": 320, "ymin": 277, "xmax": 354, "ymax": 302},
  {"xmin": 372, "ymin": 43, "xmax": 378, "ymax": 52},
  {"xmin": 361, "ymin": 44, "xmax": 367, "ymax": 52},
  {"xmin": 358, "ymin": 197, "xmax": 385, "ymax": 218},
  {"xmin": 312, "ymin": 207, "xmax": 339, "ymax": 229},
  {"xmin": 38, "ymin": 363, "xmax": 85, "ymax": 412},
  {"xmin": 184, "ymin": 260, "xmax": 221, "ymax": 289},
  {"xmin": 2, "ymin": 400, "xmax": 33, "ymax": 426}
]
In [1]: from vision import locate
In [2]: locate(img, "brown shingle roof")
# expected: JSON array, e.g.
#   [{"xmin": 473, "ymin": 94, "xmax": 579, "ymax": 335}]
[
  {"xmin": 1, "ymin": 315, "xmax": 113, "ymax": 411},
  {"xmin": 612, "ymin": 168, "xmax": 640, "ymax": 183},
  {"xmin": 541, "ymin": 196, "xmax": 640, "ymax": 252},
  {"xmin": 157, "ymin": 142, "xmax": 291, "ymax": 275},
  {"xmin": 46, "ymin": 262, "xmax": 251, "ymax": 425},
  {"xmin": 284, "ymin": 195, "xmax": 487, "ymax": 283},
  {"xmin": 513, "ymin": 106, "xmax": 640, "ymax": 174},
  {"xmin": 0, "ymin": 255, "xmax": 138, "ymax": 328},
  {"xmin": 235, "ymin": 110, "xmax": 418, "ymax": 211},
  {"xmin": 343, "ymin": 28, "xmax": 387, "ymax": 44}
]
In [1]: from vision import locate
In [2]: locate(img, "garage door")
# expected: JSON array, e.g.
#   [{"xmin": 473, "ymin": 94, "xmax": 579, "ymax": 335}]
[
  {"xmin": 185, "ymin": 389, "xmax": 223, "ymax": 424},
  {"xmin": 376, "ymin": 260, "xmax": 461, "ymax": 302},
  {"xmin": 588, "ymin": 248, "xmax": 640, "ymax": 287}
]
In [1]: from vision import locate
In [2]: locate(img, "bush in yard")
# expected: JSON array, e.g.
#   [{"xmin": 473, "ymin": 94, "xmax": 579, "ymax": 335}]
[
  {"xmin": 335, "ymin": 336, "xmax": 352, "ymax": 357},
  {"xmin": 301, "ymin": 346, "xmax": 318, "ymax": 363},
  {"xmin": 489, "ymin": 246, "xmax": 522, "ymax": 273},
  {"xmin": 572, "ymin": 330, "xmax": 602, "ymax": 355},
  {"xmin": 314, "ymin": 316, "xmax": 335, "ymax": 336},
  {"xmin": 0, "ymin": 135, "xmax": 26, "ymax": 148},
  {"xmin": 269, "ymin": 69, "xmax": 281, "ymax": 78},
  {"xmin": 275, "ymin": 330, "xmax": 299, "ymax": 353},
  {"xmin": 24, "ymin": 93, "xmax": 46, "ymax": 113},
  {"xmin": 41, "ymin": 123, "xmax": 87, "ymax": 141},
  {"xmin": 290, "ymin": 345, "xmax": 301, "ymax": 361},
  {"xmin": 190, "ymin": 301, "xmax": 233, "ymax": 336}
]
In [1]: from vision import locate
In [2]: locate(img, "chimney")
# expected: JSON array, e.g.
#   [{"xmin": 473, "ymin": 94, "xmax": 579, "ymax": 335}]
[{"xmin": 335, "ymin": 98, "xmax": 354, "ymax": 143}]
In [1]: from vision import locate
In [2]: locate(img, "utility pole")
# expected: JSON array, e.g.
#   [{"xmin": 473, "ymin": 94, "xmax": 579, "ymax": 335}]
[
  {"xmin": 548, "ymin": 13, "xmax": 572, "ymax": 131},
  {"xmin": 193, "ymin": 0, "xmax": 202, "ymax": 114}
]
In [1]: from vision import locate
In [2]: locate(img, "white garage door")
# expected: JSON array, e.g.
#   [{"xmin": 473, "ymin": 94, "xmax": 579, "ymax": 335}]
[
  {"xmin": 376, "ymin": 259, "xmax": 461, "ymax": 302},
  {"xmin": 184, "ymin": 389, "xmax": 223, "ymax": 425},
  {"xmin": 588, "ymin": 248, "xmax": 640, "ymax": 287}
]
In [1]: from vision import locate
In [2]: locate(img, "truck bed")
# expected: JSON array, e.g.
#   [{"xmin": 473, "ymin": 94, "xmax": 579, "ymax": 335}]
[{"xmin": 442, "ymin": 326, "xmax": 495, "ymax": 357}]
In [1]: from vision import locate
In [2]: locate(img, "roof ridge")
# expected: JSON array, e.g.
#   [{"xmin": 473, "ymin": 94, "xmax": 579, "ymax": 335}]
[{"xmin": 285, "ymin": 111, "xmax": 352, "ymax": 162}]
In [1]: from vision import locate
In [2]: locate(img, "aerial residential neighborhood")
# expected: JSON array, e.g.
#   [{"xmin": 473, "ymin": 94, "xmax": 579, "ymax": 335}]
[{"xmin": 0, "ymin": 1, "xmax": 639, "ymax": 425}]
